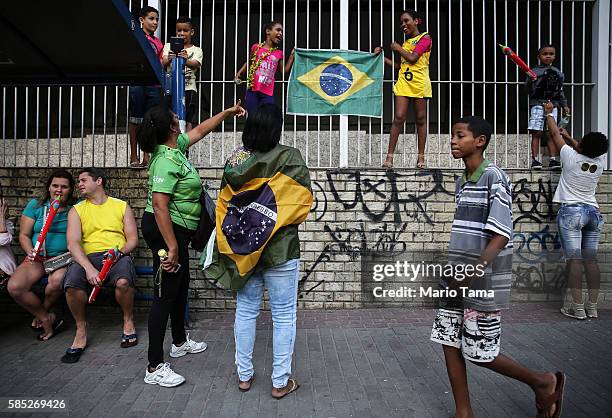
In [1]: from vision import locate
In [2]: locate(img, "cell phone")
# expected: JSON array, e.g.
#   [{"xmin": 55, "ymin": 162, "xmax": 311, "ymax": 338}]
[{"xmin": 170, "ymin": 36, "xmax": 184, "ymax": 54}]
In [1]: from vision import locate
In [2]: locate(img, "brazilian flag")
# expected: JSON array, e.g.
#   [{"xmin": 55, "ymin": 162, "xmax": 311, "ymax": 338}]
[
  {"xmin": 201, "ymin": 145, "xmax": 312, "ymax": 290},
  {"xmin": 287, "ymin": 48, "xmax": 383, "ymax": 117}
]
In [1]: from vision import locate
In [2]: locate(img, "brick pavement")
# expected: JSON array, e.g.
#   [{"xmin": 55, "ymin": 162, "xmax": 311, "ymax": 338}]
[{"xmin": 0, "ymin": 303, "xmax": 611, "ymax": 418}]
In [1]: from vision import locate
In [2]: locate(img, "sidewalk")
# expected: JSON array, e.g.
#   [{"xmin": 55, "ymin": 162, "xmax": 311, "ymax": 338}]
[{"xmin": 0, "ymin": 304, "xmax": 610, "ymax": 417}]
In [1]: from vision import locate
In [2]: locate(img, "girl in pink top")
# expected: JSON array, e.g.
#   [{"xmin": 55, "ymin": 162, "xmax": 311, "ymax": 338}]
[{"xmin": 235, "ymin": 22, "xmax": 295, "ymax": 116}]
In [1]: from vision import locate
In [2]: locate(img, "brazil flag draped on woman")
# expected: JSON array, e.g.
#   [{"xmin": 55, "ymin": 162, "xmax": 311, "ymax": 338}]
[{"xmin": 202, "ymin": 120, "xmax": 312, "ymax": 291}]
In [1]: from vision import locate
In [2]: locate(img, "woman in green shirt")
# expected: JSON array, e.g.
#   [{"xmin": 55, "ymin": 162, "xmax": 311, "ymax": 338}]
[{"xmin": 137, "ymin": 101, "xmax": 245, "ymax": 387}]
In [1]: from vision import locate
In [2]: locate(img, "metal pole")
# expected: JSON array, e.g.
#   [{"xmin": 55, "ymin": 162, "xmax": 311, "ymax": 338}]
[
  {"xmin": 171, "ymin": 56, "xmax": 187, "ymax": 132},
  {"xmin": 339, "ymin": 0, "xmax": 349, "ymax": 167},
  {"xmin": 591, "ymin": 0, "xmax": 611, "ymax": 166}
]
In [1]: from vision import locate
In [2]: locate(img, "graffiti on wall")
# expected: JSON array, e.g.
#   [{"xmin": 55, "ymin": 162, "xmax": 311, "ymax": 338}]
[{"xmin": 300, "ymin": 171, "xmax": 567, "ymax": 297}]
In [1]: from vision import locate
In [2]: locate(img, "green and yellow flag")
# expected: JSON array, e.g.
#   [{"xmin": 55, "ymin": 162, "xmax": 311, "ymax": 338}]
[
  {"xmin": 201, "ymin": 145, "xmax": 312, "ymax": 290},
  {"xmin": 287, "ymin": 49, "xmax": 383, "ymax": 117}
]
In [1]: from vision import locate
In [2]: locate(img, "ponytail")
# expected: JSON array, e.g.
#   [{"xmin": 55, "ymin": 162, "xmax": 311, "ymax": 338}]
[{"xmin": 136, "ymin": 105, "xmax": 173, "ymax": 153}]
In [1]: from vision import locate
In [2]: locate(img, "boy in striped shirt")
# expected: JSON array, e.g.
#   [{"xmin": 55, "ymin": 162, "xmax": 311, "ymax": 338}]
[{"xmin": 430, "ymin": 116, "xmax": 565, "ymax": 418}]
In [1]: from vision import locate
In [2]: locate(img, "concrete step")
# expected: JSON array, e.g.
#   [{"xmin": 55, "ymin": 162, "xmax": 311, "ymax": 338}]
[{"xmin": 0, "ymin": 131, "xmax": 535, "ymax": 169}]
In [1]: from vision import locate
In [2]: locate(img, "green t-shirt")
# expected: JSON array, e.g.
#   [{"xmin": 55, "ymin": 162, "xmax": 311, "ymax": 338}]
[{"xmin": 145, "ymin": 133, "xmax": 201, "ymax": 230}]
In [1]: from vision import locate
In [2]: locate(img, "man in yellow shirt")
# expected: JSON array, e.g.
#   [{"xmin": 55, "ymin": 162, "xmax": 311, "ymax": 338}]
[{"xmin": 62, "ymin": 168, "xmax": 139, "ymax": 363}]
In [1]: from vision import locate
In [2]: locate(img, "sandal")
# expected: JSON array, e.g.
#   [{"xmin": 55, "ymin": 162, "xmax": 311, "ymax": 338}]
[
  {"xmin": 382, "ymin": 155, "xmax": 394, "ymax": 169},
  {"xmin": 271, "ymin": 378, "xmax": 300, "ymax": 399},
  {"xmin": 536, "ymin": 371, "xmax": 566, "ymax": 418},
  {"xmin": 120, "ymin": 333, "xmax": 138, "ymax": 348},
  {"xmin": 416, "ymin": 153, "xmax": 426, "ymax": 169},
  {"xmin": 37, "ymin": 318, "xmax": 64, "ymax": 341},
  {"xmin": 61, "ymin": 346, "xmax": 86, "ymax": 364},
  {"xmin": 129, "ymin": 161, "xmax": 141, "ymax": 168},
  {"xmin": 30, "ymin": 318, "xmax": 43, "ymax": 332},
  {"xmin": 238, "ymin": 374, "xmax": 254, "ymax": 392}
]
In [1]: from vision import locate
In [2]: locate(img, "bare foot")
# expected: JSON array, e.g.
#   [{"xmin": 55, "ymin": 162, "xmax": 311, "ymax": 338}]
[
  {"xmin": 534, "ymin": 372, "xmax": 557, "ymax": 418},
  {"xmin": 417, "ymin": 153, "xmax": 426, "ymax": 169},
  {"xmin": 71, "ymin": 323, "xmax": 88, "ymax": 350},
  {"xmin": 271, "ymin": 378, "xmax": 299, "ymax": 399},
  {"xmin": 238, "ymin": 375, "xmax": 254, "ymax": 392},
  {"xmin": 123, "ymin": 318, "xmax": 136, "ymax": 336},
  {"xmin": 31, "ymin": 318, "xmax": 42, "ymax": 329},
  {"xmin": 453, "ymin": 413, "xmax": 476, "ymax": 418},
  {"xmin": 382, "ymin": 155, "xmax": 394, "ymax": 169},
  {"xmin": 38, "ymin": 313, "xmax": 57, "ymax": 341}
]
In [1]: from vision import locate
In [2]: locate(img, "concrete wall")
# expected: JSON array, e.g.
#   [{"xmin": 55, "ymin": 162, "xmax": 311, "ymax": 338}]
[{"xmin": 0, "ymin": 167, "xmax": 610, "ymax": 311}]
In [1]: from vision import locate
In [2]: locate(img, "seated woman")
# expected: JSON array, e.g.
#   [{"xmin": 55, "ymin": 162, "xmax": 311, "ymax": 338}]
[
  {"xmin": 204, "ymin": 104, "xmax": 313, "ymax": 398},
  {"xmin": 0, "ymin": 197, "xmax": 17, "ymax": 293},
  {"xmin": 544, "ymin": 101, "xmax": 609, "ymax": 320},
  {"xmin": 8, "ymin": 169, "xmax": 76, "ymax": 340}
]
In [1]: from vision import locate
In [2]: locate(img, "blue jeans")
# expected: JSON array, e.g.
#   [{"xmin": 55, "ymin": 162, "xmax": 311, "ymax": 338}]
[
  {"xmin": 557, "ymin": 203, "xmax": 604, "ymax": 260},
  {"xmin": 234, "ymin": 259, "xmax": 299, "ymax": 388}
]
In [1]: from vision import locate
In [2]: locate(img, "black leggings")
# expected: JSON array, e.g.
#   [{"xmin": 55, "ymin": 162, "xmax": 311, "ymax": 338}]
[{"xmin": 141, "ymin": 211, "xmax": 194, "ymax": 367}]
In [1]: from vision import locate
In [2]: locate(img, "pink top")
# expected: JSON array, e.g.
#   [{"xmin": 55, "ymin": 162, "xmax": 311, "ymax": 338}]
[
  {"xmin": 146, "ymin": 33, "xmax": 164, "ymax": 62},
  {"xmin": 250, "ymin": 43, "xmax": 284, "ymax": 96},
  {"xmin": 413, "ymin": 36, "xmax": 432, "ymax": 57}
]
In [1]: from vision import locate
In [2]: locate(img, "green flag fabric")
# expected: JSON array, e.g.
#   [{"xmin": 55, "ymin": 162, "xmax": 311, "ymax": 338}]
[
  {"xmin": 287, "ymin": 48, "xmax": 383, "ymax": 117},
  {"xmin": 201, "ymin": 145, "xmax": 312, "ymax": 291}
]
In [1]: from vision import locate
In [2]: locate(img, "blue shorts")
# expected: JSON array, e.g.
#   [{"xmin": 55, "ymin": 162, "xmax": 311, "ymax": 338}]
[
  {"xmin": 129, "ymin": 86, "xmax": 162, "ymax": 124},
  {"xmin": 244, "ymin": 90, "xmax": 276, "ymax": 116},
  {"xmin": 557, "ymin": 203, "xmax": 604, "ymax": 260}
]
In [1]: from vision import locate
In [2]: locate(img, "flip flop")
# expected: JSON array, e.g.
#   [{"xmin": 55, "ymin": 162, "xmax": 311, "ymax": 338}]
[
  {"xmin": 238, "ymin": 374, "xmax": 254, "ymax": 392},
  {"xmin": 61, "ymin": 346, "xmax": 86, "ymax": 364},
  {"xmin": 536, "ymin": 371, "xmax": 566, "ymax": 418},
  {"xmin": 272, "ymin": 378, "xmax": 299, "ymax": 399},
  {"xmin": 37, "ymin": 318, "xmax": 64, "ymax": 341},
  {"xmin": 120, "ymin": 333, "xmax": 138, "ymax": 348}
]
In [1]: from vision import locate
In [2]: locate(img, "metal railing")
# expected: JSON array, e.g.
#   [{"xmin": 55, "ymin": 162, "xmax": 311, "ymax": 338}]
[{"xmin": 0, "ymin": 0, "xmax": 605, "ymax": 169}]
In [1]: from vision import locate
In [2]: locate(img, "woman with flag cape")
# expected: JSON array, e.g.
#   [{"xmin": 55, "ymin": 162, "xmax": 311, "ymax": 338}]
[{"xmin": 203, "ymin": 104, "xmax": 312, "ymax": 398}]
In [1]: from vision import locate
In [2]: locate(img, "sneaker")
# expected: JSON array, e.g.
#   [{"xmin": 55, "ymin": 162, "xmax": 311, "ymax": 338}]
[
  {"xmin": 549, "ymin": 159, "xmax": 562, "ymax": 170},
  {"xmin": 560, "ymin": 303, "xmax": 587, "ymax": 320},
  {"xmin": 531, "ymin": 159, "xmax": 543, "ymax": 170},
  {"xmin": 144, "ymin": 363, "xmax": 185, "ymax": 387},
  {"xmin": 585, "ymin": 301, "xmax": 598, "ymax": 318},
  {"xmin": 169, "ymin": 333, "xmax": 208, "ymax": 358}
]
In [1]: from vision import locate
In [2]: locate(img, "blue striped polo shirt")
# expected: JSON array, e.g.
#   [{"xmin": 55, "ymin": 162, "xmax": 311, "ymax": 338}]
[{"xmin": 443, "ymin": 159, "xmax": 514, "ymax": 311}]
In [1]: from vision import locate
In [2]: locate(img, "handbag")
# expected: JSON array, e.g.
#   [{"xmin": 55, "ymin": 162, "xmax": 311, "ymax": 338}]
[
  {"xmin": 190, "ymin": 183, "xmax": 216, "ymax": 251},
  {"xmin": 38, "ymin": 204, "xmax": 73, "ymax": 274},
  {"xmin": 43, "ymin": 252, "xmax": 73, "ymax": 274}
]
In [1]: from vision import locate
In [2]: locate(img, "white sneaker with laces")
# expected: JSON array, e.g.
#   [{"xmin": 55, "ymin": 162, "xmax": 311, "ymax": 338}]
[
  {"xmin": 144, "ymin": 362, "xmax": 185, "ymax": 387},
  {"xmin": 169, "ymin": 333, "xmax": 208, "ymax": 358}
]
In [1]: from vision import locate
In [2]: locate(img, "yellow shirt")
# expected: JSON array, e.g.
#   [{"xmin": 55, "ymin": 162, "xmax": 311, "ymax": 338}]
[
  {"xmin": 74, "ymin": 197, "xmax": 127, "ymax": 255},
  {"xmin": 393, "ymin": 32, "xmax": 432, "ymax": 98}
]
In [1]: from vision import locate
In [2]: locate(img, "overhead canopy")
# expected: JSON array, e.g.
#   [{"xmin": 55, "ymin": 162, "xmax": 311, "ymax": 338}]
[{"xmin": 0, "ymin": 0, "xmax": 163, "ymax": 86}]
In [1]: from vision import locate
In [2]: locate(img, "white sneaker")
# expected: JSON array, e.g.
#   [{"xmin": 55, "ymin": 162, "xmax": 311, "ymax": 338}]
[
  {"xmin": 560, "ymin": 303, "xmax": 587, "ymax": 320},
  {"xmin": 585, "ymin": 301, "xmax": 598, "ymax": 318},
  {"xmin": 144, "ymin": 363, "xmax": 185, "ymax": 387},
  {"xmin": 169, "ymin": 333, "xmax": 208, "ymax": 358}
]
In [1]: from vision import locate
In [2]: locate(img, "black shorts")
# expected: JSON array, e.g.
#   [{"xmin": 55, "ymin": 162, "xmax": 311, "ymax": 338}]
[
  {"xmin": 63, "ymin": 252, "xmax": 136, "ymax": 291},
  {"xmin": 185, "ymin": 90, "xmax": 199, "ymax": 125}
]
